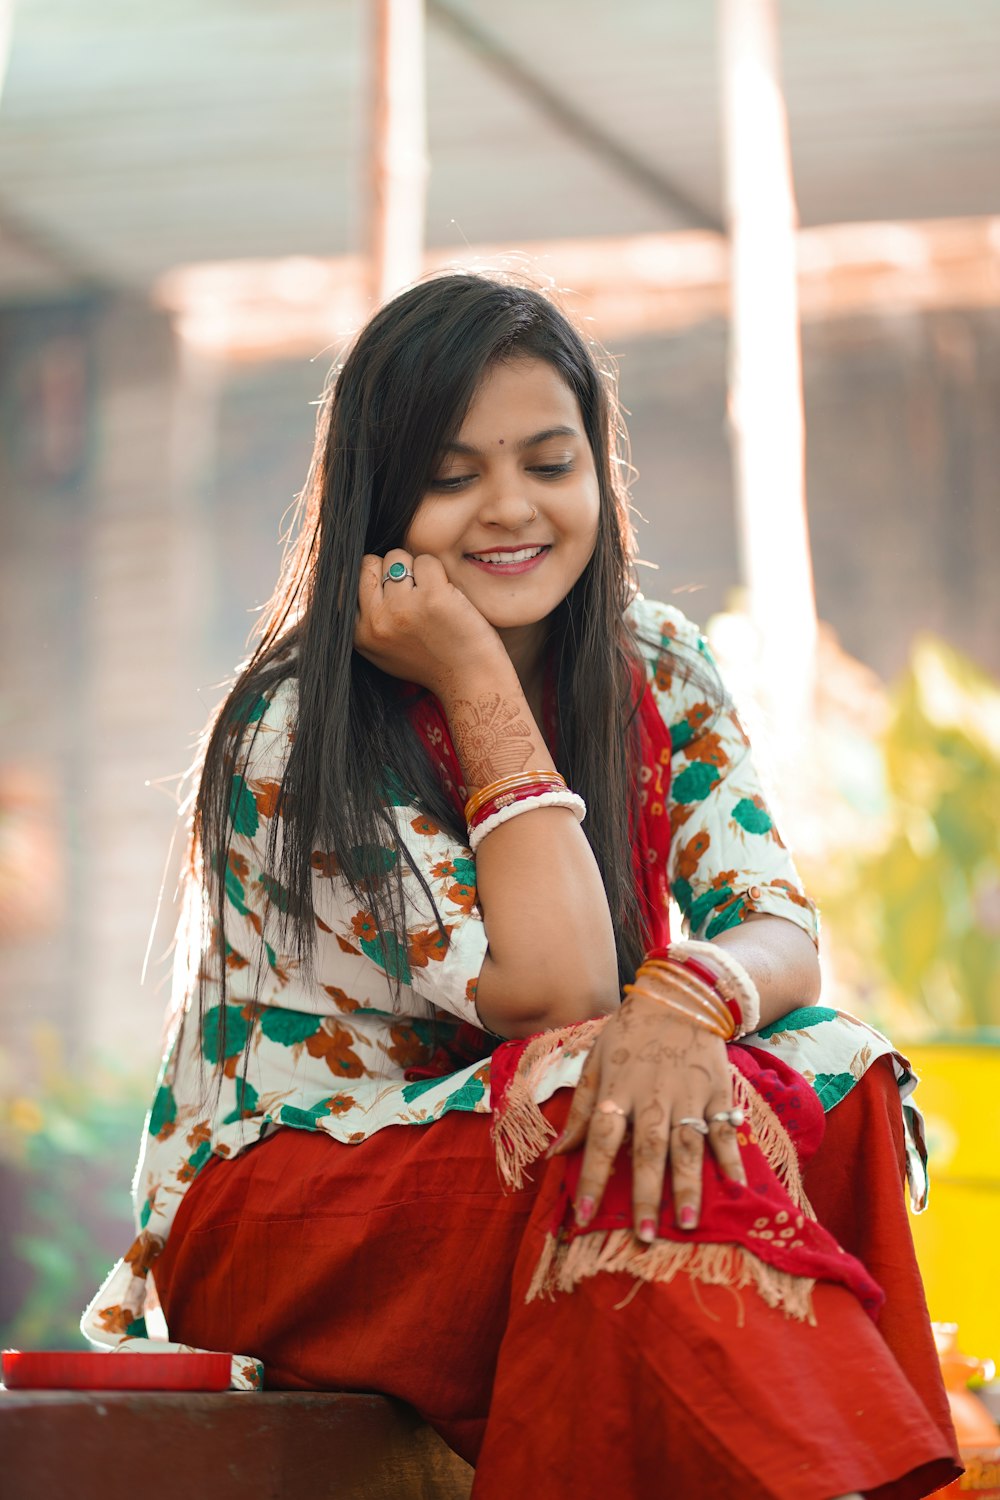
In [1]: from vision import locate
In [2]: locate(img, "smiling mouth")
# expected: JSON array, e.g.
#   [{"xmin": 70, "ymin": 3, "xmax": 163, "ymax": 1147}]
[{"xmin": 465, "ymin": 545, "xmax": 551, "ymax": 570}]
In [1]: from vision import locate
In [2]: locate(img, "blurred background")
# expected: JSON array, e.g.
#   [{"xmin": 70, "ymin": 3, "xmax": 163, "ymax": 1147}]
[{"xmin": 1, "ymin": 0, "xmax": 998, "ymax": 1379}]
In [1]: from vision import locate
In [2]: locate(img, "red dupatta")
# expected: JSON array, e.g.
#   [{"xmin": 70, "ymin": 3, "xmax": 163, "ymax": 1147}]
[{"xmin": 406, "ymin": 661, "xmax": 885, "ymax": 1323}]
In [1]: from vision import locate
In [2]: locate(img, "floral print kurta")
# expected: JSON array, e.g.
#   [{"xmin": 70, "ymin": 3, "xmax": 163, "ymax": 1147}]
[{"xmin": 82, "ymin": 598, "xmax": 915, "ymax": 1387}]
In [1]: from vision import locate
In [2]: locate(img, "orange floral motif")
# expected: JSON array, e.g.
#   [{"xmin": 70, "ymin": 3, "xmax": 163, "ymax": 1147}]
[
  {"xmin": 96, "ymin": 1304, "xmax": 136, "ymax": 1334},
  {"xmin": 123, "ymin": 1231, "xmax": 165, "ymax": 1278},
  {"xmin": 686, "ymin": 730, "xmax": 728, "ymax": 770},
  {"xmin": 685, "ymin": 701, "xmax": 714, "ymax": 734},
  {"xmin": 251, "ymin": 779, "xmax": 282, "ymax": 818},
  {"xmin": 322, "ymin": 985, "xmax": 361, "ymax": 1012},
  {"xmin": 772, "ymin": 878, "xmax": 809, "ymax": 908},
  {"xmin": 676, "ymin": 831, "xmax": 711, "ymax": 882},
  {"xmin": 465, "ymin": 976, "xmax": 478, "ymax": 1006},
  {"xmin": 382, "ymin": 1023, "xmax": 434, "ymax": 1070},
  {"xmin": 226, "ymin": 946, "xmax": 249, "ymax": 972},
  {"xmin": 187, "ymin": 1121, "xmax": 211, "ymax": 1150},
  {"xmin": 710, "ymin": 869, "xmax": 739, "ymax": 892},
  {"xmin": 431, "ymin": 859, "xmax": 458, "ymax": 879},
  {"xmin": 311, "ymin": 850, "xmax": 340, "ymax": 878},
  {"xmin": 408, "ymin": 926, "xmax": 453, "ymax": 968},
  {"xmin": 351, "ymin": 911, "xmax": 378, "ymax": 943},
  {"xmin": 445, "ymin": 880, "xmax": 477, "ymax": 915},
  {"xmin": 323, "ymin": 1092, "xmax": 356, "ymax": 1115},
  {"xmin": 654, "ymin": 656, "xmax": 673, "ymax": 693},
  {"xmin": 411, "ymin": 815, "xmax": 440, "ymax": 837},
  {"xmin": 336, "ymin": 933, "xmax": 362, "ymax": 956},
  {"xmin": 228, "ymin": 851, "xmax": 250, "ymax": 882},
  {"xmin": 304, "ymin": 1022, "xmax": 367, "ymax": 1078},
  {"xmin": 670, "ymin": 801, "xmax": 697, "ymax": 832}
]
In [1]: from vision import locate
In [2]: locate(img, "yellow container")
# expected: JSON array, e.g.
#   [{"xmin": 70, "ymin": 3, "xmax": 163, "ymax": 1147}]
[{"xmin": 903, "ymin": 1039, "xmax": 1000, "ymax": 1361}]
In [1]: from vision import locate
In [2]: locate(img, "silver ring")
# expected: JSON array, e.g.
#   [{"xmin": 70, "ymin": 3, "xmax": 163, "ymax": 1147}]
[
  {"xmin": 597, "ymin": 1099, "xmax": 627, "ymax": 1118},
  {"xmin": 673, "ymin": 1116, "xmax": 709, "ymax": 1136},
  {"xmin": 382, "ymin": 562, "xmax": 415, "ymax": 584},
  {"xmin": 708, "ymin": 1108, "xmax": 746, "ymax": 1128}
]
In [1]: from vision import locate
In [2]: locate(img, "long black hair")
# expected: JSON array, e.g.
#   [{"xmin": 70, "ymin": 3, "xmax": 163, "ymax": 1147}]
[{"xmin": 185, "ymin": 272, "xmax": 658, "ymax": 1079}]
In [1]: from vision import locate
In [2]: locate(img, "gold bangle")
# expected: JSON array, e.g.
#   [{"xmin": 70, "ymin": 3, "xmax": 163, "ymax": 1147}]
[
  {"xmin": 637, "ymin": 960, "xmax": 736, "ymax": 1035},
  {"xmin": 624, "ymin": 984, "xmax": 732, "ymax": 1040},
  {"xmin": 627, "ymin": 976, "xmax": 735, "ymax": 1040},
  {"xmin": 464, "ymin": 770, "xmax": 566, "ymax": 824}
]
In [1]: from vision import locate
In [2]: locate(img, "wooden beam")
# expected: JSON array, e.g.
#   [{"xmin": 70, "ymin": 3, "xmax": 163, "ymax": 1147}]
[{"xmin": 368, "ymin": 0, "xmax": 428, "ymax": 307}]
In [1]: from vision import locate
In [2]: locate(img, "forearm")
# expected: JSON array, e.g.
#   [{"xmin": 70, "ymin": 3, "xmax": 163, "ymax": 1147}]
[
  {"xmin": 436, "ymin": 658, "xmax": 619, "ymax": 1038},
  {"xmin": 708, "ymin": 912, "xmax": 821, "ymax": 1029}
]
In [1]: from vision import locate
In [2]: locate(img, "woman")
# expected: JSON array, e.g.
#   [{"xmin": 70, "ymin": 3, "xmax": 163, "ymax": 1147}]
[{"xmin": 84, "ymin": 274, "xmax": 959, "ymax": 1498}]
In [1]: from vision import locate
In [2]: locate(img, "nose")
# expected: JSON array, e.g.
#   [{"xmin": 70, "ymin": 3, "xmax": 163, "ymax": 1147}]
[{"xmin": 476, "ymin": 479, "xmax": 537, "ymax": 530}]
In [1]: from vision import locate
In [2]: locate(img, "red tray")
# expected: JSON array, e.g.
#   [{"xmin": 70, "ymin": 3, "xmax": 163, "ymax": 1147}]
[{"xmin": 2, "ymin": 1349, "xmax": 232, "ymax": 1391}]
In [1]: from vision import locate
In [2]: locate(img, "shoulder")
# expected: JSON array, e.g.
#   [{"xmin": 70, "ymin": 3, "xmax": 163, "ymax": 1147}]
[
  {"xmin": 625, "ymin": 595, "xmax": 724, "ymax": 713},
  {"xmin": 228, "ymin": 674, "xmax": 299, "ymax": 781}
]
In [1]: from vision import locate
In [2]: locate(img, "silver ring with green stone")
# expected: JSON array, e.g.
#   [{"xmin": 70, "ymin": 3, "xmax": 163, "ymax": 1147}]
[{"xmin": 382, "ymin": 561, "xmax": 415, "ymax": 584}]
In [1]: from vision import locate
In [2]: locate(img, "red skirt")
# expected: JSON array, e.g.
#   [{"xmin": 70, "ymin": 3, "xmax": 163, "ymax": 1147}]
[{"xmin": 154, "ymin": 1057, "xmax": 960, "ymax": 1499}]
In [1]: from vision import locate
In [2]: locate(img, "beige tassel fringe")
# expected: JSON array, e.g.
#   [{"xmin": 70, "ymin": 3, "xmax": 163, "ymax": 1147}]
[
  {"xmin": 526, "ymin": 1226, "xmax": 817, "ymax": 1324},
  {"xmin": 494, "ymin": 1031, "xmax": 822, "ymax": 1317},
  {"xmin": 491, "ymin": 1016, "xmax": 609, "ymax": 1189}
]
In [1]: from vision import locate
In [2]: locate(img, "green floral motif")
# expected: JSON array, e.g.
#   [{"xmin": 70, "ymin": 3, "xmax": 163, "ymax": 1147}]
[
  {"xmin": 232, "ymin": 692, "xmax": 269, "ymax": 727},
  {"xmin": 258, "ymin": 872, "xmax": 295, "ymax": 913},
  {"xmin": 260, "ymin": 1008, "xmax": 322, "ymax": 1046},
  {"xmin": 201, "ymin": 1004, "xmax": 251, "ymax": 1063},
  {"xmin": 125, "ymin": 1316, "xmax": 147, "ymax": 1337},
  {"xmin": 450, "ymin": 857, "xmax": 476, "ymax": 887},
  {"xmin": 688, "ymin": 886, "xmax": 736, "ymax": 933},
  {"xmin": 812, "ymin": 1072, "xmax": 857, "ymax": 1109},
  {"xmin": 229, "ymin": 776, "xmax": 259, "ymax": 837},
  {"xmin": 379, "ymin": 768, "xmax": 413, "ymax": 807},
  {"xmin": 669, "ymin": 719, "xmax": 694, "ymax": 751},
  {"xmin": 139, "ymin": 1197, "xmax": 153, "ymax": 1229},
  {"xmin": 225, "ymin": 860, "xmax": 251, "ymax": 915},
  {"xmin": 278, "ymin": 1098, "xmax": 339, "ymax": 1130},
  {"xmin": 439, "ymin": 1074, "xmax": 486, "ymax": 1114},
  {"xmin": 732, "ymin": 797, "xmax": 774, "ymax": 835},
  {"xmin": 401, "ymin": 1074, "xmax": 446, "ymax": 1104},
  {"xmin": 350, "ymin": 844, "xmax": 399, "ymax": 879},
  {"xmin": 222, "ymin": 1076, "xmax": 260, "ymax": 1124},
  {"xmin": 755, "ymin": 1005, "xmax": 838, "ymax": 1040},
  {"xmin": 360, "ymin": 930, "xmax": 411, "ymax": 985},
  {"xmin": 148, "ymin": 1084, "xmax": 176, "ymax": 1139},
  {"xmin": 706, "ymin": 901, "xmax": 746, "ymax": 939},
  {"xmin": 186, "ymin": 1139, "xmax": 213, "ymax": 1177},
  {"xmin": 672, "ymin": 762, "xmax": 720, "ymax": 803}
]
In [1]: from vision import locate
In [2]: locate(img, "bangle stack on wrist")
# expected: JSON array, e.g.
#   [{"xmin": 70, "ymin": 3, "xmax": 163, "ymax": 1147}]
[
  {"xmin": 464, "ymin": 770, "xmax": 586, "ymax": 853},
  {"xmin": 623, "ymin": 940, "xmax": 760, "ymax": 1040}
]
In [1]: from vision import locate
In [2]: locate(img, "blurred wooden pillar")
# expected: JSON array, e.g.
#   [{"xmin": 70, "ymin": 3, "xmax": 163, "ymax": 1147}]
[
  {"xmin": 369, "ymin": 0, "xmax": 428, "ymax": 307},
  {"xmin": 718, "ymin": 0, "xmax": 817, "ymax": 739}
]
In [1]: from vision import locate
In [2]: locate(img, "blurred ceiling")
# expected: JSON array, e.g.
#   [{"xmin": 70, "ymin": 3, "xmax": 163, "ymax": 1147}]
[{"xmin": 0, "ymin": 0, "xmax": 998, "ymax": 304}]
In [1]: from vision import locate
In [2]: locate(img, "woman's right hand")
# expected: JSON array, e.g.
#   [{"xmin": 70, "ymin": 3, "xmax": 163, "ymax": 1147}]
[{"xmin": 355, "ymin": 548, "xmax": 504, "ymax": 695}]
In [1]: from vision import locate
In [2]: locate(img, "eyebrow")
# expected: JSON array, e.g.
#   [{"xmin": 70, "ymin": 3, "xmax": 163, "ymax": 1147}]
[{"xmin": 443, "ymin": 425, "xmax": 580, "ymax": 457}]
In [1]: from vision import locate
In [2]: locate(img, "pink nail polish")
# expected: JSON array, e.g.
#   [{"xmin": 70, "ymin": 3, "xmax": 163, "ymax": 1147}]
[
  {"xmin": 576, "ymin": 1196, "xmax": 595, "ymax": 1227},
  {"xmin": 679, "ymin": 1205, "xmax": 697, "ymax": 1230},
  {"xmin": 638, "ymin": 1218, "xmax": 657, "ymax": 1243}
]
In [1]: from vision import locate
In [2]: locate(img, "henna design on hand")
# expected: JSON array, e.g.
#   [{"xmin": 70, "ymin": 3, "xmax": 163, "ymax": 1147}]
[{"xmin": 450, "ymin": 693, "xmax": 535, "ymax": 785}]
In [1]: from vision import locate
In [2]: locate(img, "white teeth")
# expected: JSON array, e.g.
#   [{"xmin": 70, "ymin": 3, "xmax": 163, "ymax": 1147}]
[{"xmin": 469, "ymin": 546, "xmax": 546, "ymax": 564}]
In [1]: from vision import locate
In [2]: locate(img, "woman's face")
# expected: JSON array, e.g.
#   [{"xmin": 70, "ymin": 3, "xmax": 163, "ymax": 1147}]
[{"xmin": 403, "ymin": 356, "xmax": 601, "ymax": 639}]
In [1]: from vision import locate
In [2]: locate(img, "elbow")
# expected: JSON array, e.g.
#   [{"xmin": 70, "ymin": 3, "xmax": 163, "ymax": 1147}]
[{"xmin": 476, "ymin": 960, "xmax": 619, "ymax": 1039}]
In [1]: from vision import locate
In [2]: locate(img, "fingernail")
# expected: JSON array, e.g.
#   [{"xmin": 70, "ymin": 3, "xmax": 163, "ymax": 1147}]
[
  {"xmin": 679, "ymin": 1205, "xmax": 697, "ymax": 1230},
  {"xmin": 544, "ymin": 1132, "xmax": 566, "ymax": 1160},
  {"xmin": 576, "ymin": 1196, "xmax": 595, "ymax": 1227},
  {"xmin": 638, "ymin": 1217, "xmax": 657, "ymax": 1243}
]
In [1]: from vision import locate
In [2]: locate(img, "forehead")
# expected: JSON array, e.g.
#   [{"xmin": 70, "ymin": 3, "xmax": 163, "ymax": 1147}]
[{"xmin": 459, "ymin": 357, "xmax": 581, "ymax": 436}]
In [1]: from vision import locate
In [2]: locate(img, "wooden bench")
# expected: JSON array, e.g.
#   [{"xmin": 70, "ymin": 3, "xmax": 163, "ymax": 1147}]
[{"xmin": 2, "ymin": 1389, "xmax": 475, "ymax": 1499}]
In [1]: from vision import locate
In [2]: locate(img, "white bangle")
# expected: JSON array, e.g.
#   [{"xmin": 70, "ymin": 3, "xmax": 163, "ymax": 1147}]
[
  {"xmin": 468, "ymin": 790, "xmax": 586, "ymax": 853},
  {"xmin": 666, "ymin": 938, "xmax": 761, "ymax": 1037}
]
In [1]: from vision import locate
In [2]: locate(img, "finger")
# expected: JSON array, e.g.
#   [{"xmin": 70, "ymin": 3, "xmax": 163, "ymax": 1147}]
[
  {"xmin": 575, "ymin": 1106, "xmax": 628, "ymax": 1229},
  {"xmin": 381, "ymin": 548, "xmax": 416, "ymax": 588},
  {"xmin": 411, "ymin": 552, "xmax": 448, "ymax": 587},
  {"xmin": 631, "ymin": 1092, "xmax": 669, "ymax": 1243},
  {"xmin": 548, "ymin": 1047, "xmax": 600, "ymax": 1157},
  {"xmin": 358, "ymin": 554, "xmax": 384, "ymax": 608},
  {"xmin": 706, "ymin": 1092, "xmax": 747, "ymax": 1186},
  {"xmin": 669, "ymin": 1111, "xmax": 706, "ymax": 1231}
]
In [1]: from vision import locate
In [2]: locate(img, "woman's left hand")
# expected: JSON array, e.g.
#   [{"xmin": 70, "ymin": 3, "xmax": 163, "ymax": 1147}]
[{"xmin": 547, "ymin": 992, "xmax": 746, "ymax": 1240}]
